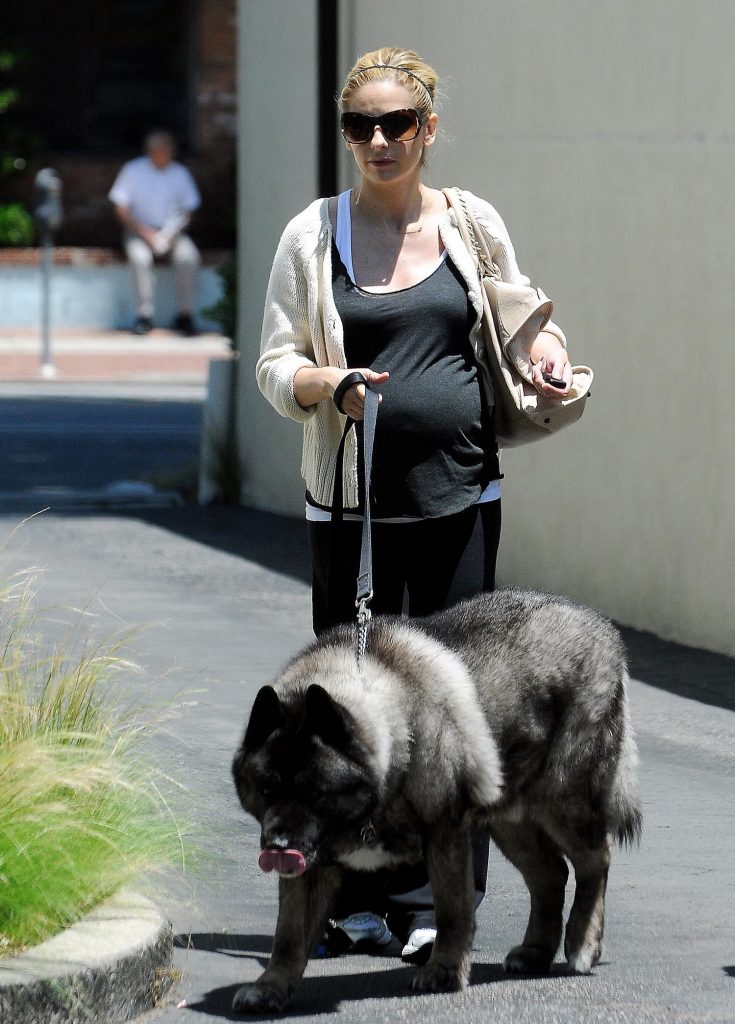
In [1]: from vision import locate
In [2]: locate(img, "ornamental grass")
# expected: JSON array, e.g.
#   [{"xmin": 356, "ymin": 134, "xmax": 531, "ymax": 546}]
[{"xmin": 0, "ymin": 567, "xmax": 190, "ymax": 951}]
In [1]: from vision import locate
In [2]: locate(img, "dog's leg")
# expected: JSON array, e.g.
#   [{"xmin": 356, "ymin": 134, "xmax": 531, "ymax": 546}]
[
  {"xmin": 562, "ymin": 837, "xmax": 612, "ymax": 974},
  {"xmin": 232, "ymin": 866, "xmax": 341, "ymax": 1013},
  {"xmin": 489, "ymin": 820, "xmax": 569, "ymax": 975},
  {"xmin": 410, "ymin": 824, "xmax": 475, "ymax": 992}
]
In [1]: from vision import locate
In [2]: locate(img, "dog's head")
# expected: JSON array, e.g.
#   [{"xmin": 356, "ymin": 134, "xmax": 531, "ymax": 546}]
[{"xmin": 232, "ymin": 683, "xmax": 381, "ymax": 875}]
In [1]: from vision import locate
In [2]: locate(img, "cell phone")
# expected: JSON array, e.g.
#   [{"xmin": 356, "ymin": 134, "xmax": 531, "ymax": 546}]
[{"xmin": 542, "ymin": 372, "xmax": 566, "ymax": 389}]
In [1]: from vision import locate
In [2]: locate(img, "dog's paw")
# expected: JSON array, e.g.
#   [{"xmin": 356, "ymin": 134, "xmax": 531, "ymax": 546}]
[
  {"xmin": 409, "ymin": 961, "xmax": 468, "ymax": 993},
  {"xmin": 565, "ymin": 943, "xmax": 601, "ymax": 975},
  {"xmin": 503, "ymin": 944, "xmax": 554, "ymax": 975},
  {"xmin": 232, "ymin": 981, "xmax": 290, "ymax": 1014}
]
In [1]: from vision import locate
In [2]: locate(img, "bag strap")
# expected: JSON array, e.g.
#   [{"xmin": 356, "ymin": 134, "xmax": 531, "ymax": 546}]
[{"xmin": 442, "ymin": 187, "xmax": 498, "ymax": 278}]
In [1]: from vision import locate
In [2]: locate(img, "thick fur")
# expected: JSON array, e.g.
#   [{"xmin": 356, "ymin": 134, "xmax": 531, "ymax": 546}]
[{"xmin": 231, "ymin": 589, "xmax": 641, "ymax": 1012}]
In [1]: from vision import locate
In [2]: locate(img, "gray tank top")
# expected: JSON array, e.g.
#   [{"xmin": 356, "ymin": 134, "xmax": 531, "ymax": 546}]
[{"xmin": 331, "ymin": 239, "xmax": 497, "ymax": 519}]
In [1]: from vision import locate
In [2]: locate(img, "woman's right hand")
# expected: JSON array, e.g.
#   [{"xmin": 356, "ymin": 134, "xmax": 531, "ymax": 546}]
[
  {"xmin": 334, "ymin": 368, "xmax": 390, "ymax": 421},
  {"xmin": 293, "ymin": 366, "xmax": 389, "ymax": 419}
]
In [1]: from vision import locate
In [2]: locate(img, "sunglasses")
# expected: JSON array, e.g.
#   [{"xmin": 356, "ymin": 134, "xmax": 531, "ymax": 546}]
[{"xmin": 340, "ymin": 108, "xmax": 424, "ymax": 144}]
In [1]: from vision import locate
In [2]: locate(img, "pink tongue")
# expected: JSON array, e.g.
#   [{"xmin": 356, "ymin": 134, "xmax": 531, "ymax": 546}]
[{"xmin": 258, "ymin": 848, "xmax": 307, "ymax": 876}]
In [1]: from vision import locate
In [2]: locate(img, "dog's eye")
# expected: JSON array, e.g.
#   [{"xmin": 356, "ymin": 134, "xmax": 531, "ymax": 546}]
[{"xmin": 258, "ymin": 772, "xmax": 281, "ymax": 797}]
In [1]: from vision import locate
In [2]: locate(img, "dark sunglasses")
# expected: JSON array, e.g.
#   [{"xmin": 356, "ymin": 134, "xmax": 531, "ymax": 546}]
[{"xmin": 340, "ymin": 108, "xmax": 423, "ymax": 144}]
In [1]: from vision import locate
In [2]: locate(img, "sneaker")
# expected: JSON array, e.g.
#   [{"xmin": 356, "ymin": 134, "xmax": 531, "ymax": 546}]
[
  {"xmin": 132, "ymin": 316, "xmax": 153, "ymax": 335},
  {"xmin": 173, "ymin": 312, "xmax": 196, "ymax": 337},
  {"xmin": 401, "ymin": 927, "xmax": 436, "ymax": 965},
  {"xmin": 332, "ymin": 912, "xmax": 393, "ymax": 948}
]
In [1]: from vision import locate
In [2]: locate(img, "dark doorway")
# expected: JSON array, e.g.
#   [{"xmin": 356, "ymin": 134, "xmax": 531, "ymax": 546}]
[{"xmin": 4, "ymin": 0, "xmax": 194, "ymax": 156}]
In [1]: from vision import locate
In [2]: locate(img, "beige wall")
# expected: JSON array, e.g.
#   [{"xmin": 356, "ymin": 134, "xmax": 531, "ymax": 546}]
[
  {"xmin": 237, "ymin": 0, "xmax": 315, "ymax": 515},
  {"xmin": 237, "ymin": 1, "xmax": 735, "ymax": 655}
]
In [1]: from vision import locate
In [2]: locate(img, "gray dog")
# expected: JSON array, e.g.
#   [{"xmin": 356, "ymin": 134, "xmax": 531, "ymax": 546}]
[{"xmin": 232, "ymin": 589, "xmax": 641, "ymax": 1012}]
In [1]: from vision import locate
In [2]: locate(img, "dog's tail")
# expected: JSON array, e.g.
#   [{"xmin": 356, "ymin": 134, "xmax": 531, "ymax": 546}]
[{"xmin": 610, "ymin": 670, "xmax": 643, "ymax": 847}]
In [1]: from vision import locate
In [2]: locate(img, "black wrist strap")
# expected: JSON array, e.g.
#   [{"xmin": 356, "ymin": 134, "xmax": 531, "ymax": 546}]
[{"xmin": 333, "ymin": 371, "xmax": 368, "ymax": 414}]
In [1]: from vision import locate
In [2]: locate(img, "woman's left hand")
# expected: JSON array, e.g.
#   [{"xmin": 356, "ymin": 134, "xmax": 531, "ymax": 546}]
[{"xmin": 531, "ymin": 350, "xmax": 573, "ymax": 399}]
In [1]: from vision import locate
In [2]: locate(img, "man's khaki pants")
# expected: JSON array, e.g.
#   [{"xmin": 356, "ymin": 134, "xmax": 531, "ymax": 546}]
[{"xmin": 123, "ymin": 232, "xmax": 201, "ymax": 320}]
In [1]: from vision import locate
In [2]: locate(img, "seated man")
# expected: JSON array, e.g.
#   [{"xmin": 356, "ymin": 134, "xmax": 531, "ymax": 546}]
[{"xmin": 109, "ymin": 130, "xmax": 201, "ymax": 336}]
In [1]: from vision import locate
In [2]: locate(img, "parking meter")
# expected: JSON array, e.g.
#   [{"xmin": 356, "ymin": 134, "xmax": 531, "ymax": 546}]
[
  {"xmin": 33, "ymin": 169, "xmax": 63, "ymax": 375},
  {"xmin": 33, "ymin": 168, "xmax": 64, "ymax": 239}
]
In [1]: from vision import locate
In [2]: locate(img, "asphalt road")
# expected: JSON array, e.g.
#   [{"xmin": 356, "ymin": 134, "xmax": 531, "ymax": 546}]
[
  {"xmin": 0, "ymin": 506, "xmax": 732, "ymax": 1024},
  {"xmin": 0, "ymin": 391, "xmax": 202, "ymax": 500}
]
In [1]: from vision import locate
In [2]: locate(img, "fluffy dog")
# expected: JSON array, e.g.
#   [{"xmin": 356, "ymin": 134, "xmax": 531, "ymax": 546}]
[{"xmin": 231, "ymin": 589, "xmax": 641, "ymax": 1012}]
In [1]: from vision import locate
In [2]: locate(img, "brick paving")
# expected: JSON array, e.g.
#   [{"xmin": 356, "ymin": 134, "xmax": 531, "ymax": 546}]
[{"xmin": 0, "ymin": 327, "xmax": 233, "ymax": 384}]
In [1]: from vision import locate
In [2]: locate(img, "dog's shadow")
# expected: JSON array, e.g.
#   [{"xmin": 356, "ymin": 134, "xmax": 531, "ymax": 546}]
[{"xmin": 178, "ymin": 933, "xmax": 568, "ymax": 1019}]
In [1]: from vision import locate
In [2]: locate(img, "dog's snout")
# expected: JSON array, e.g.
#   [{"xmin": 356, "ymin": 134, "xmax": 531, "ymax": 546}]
[{"xmin": 262, "ymin": 833, "xmax": 291, "ymax": 851}]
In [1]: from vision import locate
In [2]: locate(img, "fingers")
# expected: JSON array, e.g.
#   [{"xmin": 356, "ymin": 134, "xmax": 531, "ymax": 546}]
[
  {"xmin": 532, "ymin": 356, "xmax": 572, "ymax": 399},
  {"xmin": 336, "ymin": 369, "xmax": 389, "ymax": 421}
]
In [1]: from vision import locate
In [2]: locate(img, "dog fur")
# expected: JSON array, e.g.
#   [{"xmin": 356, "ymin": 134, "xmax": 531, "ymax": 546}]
[{"xmin": 231, "ymin": 589, "xmax": 641, "ymax": 1012}]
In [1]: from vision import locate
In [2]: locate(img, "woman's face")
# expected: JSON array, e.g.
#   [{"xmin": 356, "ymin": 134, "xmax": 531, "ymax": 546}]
[{"xmin": 343, "ymin": 80, "xmax": 437, "ymax": 186}]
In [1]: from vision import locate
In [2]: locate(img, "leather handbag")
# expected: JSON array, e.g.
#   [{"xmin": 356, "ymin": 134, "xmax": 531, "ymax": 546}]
[{"xmin": 443, "ymin": 187, "xmax": 593, "ymax": 447}]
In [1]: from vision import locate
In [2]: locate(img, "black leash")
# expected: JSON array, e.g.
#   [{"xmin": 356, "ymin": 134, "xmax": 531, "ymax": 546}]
[{"xmin": 331, "ymin": 374, "xmax": 379, "ymax": 665}]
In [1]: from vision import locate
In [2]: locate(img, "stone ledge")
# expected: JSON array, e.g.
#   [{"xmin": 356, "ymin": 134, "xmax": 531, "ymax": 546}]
[
  {"xmin": 0, "ymin": 890, "xmax": 174, "ymax": 1024},
  {"xmin": 0, "ymin": 247, "xmax": 232, "ymax": 268}
]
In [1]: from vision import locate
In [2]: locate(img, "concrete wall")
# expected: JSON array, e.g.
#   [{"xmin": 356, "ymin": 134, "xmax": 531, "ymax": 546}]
[
  {"xmin": 0, "ymin": 265, "xmax": 224, "ymax": 331},
  {"xmin": 236, "ymin": 0, "xmax": 735, "ymax": 655},
  {"xmin": 236, "ymin": 0, "xmax": 317, "ymax": 516}
]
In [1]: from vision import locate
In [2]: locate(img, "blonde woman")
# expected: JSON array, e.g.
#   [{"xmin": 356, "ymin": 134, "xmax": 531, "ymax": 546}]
[{"xmin": 257, "ymin": 46, "xmax": 572, "ymax": 964}]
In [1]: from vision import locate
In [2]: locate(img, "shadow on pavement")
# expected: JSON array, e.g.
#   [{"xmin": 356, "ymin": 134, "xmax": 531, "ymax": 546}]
[
  {"xmin": 175, "ymin": 932, "xmax": 273, "ymax": 957},
  {"xmin": 619, "ymin": 625, "xmax": 735, "ymax": 713},
  {"xmin": 52, "ymin": 502, "xmax": 733, "ymax": 715},
  {"xmin": 127, "ymin": 504, "xmax": 312, "ymax": 585},
  {"xmin": 186, "ymin": 959, "xmax": 542, "ymax": 1019}
]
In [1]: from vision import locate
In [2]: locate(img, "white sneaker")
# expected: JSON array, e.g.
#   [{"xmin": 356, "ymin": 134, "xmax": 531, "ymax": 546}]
[
  {"xmin": 332, "ymin": 912, "xmax": 393, "ymax": 947},
  {"xmin": 401, "ymin": 927, "xmax": 436, "ymax": 964}
]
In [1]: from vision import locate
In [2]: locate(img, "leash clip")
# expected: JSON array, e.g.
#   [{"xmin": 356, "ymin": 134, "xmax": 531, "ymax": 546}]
[{"xmin": 356, "ymin": 596, "xmax": 372, "ymax": 668}]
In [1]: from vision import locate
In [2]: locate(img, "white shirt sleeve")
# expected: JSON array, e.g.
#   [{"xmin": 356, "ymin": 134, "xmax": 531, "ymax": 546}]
[
  {"xmin": 177, "ymin": 167, "xmax": 201, "ymax": 212},
  {"xmin": 108, "ymin": 163, "xmax": 134, "ymax": 207}
]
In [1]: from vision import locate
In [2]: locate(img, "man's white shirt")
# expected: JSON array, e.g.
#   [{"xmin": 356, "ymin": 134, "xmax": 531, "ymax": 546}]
[{"xmin": 109, "ymin": 156, "xmax": 201, "ymax": 229}]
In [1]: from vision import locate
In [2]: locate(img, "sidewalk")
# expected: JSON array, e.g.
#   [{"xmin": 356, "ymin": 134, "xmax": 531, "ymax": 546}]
[
  {"xmin": 0, "ymin": 505, "xmax": 733, "ymax": 1024},
  {"xmin": 0, "ymin": 327, "xmax": 232, "ymax": 388}
]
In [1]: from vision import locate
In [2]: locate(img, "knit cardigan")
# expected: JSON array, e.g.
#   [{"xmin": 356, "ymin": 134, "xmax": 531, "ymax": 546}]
[{"xmin": 256, "ymin": 189, "xmax": 565, "ymax": 509}]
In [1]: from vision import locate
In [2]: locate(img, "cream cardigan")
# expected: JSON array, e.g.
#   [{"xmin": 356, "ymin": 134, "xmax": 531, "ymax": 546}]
[{"xmin": 256, "ymin": 190, "xmax": 565, "ymax": 509}]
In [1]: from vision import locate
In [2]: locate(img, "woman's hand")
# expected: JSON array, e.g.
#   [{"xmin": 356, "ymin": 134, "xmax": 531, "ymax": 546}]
[
  {"xmin": 293, "ymin": 365, "xmax": 389, "ymax": 418},
  {"xmin": 335, "ymin": 368, "xmax": 390, "ymax": 420},
  {"xmin": 530, "ymin": 333, "xmax": 573, "ymax": 399}
]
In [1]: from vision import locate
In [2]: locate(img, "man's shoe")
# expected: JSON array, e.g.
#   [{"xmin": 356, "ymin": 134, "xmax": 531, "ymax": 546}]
[
  {"xmin": 173, "ymin": 313, "xmax": 196, "ymax": 337},
  {"xmin": 133, "ymin": 316, "xmax": 153, "ymax": 335}
]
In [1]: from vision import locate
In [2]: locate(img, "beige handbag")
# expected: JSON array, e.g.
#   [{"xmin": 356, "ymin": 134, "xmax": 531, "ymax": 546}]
[{"xmin": 443, "ymin": 187, "xmax": 593, "ymax": 447}]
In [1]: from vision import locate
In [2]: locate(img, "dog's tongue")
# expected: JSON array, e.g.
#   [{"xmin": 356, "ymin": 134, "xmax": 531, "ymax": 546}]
[{"xmin": 259, "ymin": 848, "xmax": 307, "ymax": 877}]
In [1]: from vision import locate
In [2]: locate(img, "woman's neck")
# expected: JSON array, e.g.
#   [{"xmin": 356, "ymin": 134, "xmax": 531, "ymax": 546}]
[{"xmin": 353, "ymin": 179, "xmax": 429, "ymax": 234}]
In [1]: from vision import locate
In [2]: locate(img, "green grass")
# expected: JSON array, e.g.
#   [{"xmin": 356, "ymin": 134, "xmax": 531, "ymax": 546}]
[{"xmin": 0, "ymin": 567, "xmax": 190, "ymax": 951}]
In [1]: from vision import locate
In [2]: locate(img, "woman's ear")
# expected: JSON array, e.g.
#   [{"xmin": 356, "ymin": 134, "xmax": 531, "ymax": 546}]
[{"xmin": 423, "ymin": 112, "xmax": 439, "ymax": 149}]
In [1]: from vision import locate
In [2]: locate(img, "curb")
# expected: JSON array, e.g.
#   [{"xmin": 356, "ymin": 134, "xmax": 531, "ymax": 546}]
[{"xmin": 0, "ymin": 890, "xmax": 174, "ymax": 1024}]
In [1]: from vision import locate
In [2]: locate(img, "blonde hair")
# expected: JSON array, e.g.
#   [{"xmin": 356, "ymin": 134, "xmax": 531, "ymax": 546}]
[{"xmin": 339, "ymin": 47, "xmax": 438, "ymax": 122}]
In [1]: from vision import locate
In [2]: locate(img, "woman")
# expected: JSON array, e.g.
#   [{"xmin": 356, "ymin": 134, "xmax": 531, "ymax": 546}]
[{"xmin": 257, "ymin": 46, "xmax": 572, "ymax": 962}]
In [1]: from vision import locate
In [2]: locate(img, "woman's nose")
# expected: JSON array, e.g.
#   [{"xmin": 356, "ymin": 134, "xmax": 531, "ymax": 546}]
[{"xmin": 369, "ymin": 126, "xmax": 389, "ymax": 148}]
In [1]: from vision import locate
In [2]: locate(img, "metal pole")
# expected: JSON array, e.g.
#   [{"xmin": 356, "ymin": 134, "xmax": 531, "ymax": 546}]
[
  {"xmin": 40, "ymin": 227, "xmax": 56, "ymax": 377},
  {"xmin": 33, "ymin": 167, "xmax": 63, "ymax": 378}
]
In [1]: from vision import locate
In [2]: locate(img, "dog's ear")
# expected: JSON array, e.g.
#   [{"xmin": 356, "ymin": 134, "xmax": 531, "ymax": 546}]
[
  {"xmin": 304, "ymin": 684, "xmax": 355, "ymax": 751},
  {"xmin": 244, "ymin": 685, "xmax": 284, "ymax": 752}
]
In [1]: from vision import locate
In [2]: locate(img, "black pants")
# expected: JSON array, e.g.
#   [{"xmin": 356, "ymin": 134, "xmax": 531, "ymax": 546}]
[{"xmin": 308, "ymin": 500, "xmax": 501, "ymax": 940}]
